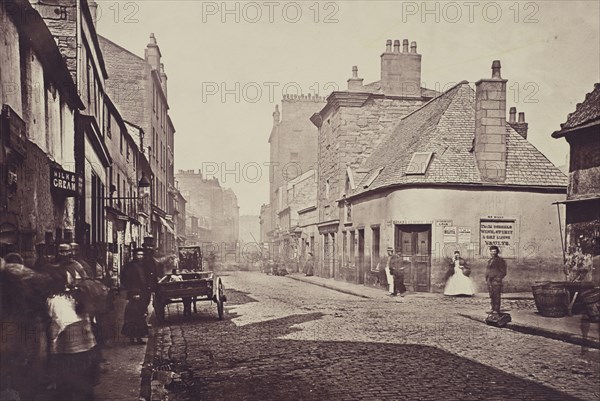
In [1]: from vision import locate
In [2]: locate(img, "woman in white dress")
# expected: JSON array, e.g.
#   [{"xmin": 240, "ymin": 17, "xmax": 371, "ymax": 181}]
[{"xmin": 444, "ymin": 251, "xmax": 475, "ymax": 296}]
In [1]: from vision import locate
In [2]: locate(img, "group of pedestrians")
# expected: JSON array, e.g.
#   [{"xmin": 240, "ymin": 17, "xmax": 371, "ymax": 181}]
[
  {"xmin": 377, "ymin": 247, "xmax": 407, "ymax": 297},
  {"xmin": 1, "ymin": 243, "xmax": 111, "ymax": 401},
  {"xmin": 376, "ymin": 245, "xmax": 508, "ymax": 316}
]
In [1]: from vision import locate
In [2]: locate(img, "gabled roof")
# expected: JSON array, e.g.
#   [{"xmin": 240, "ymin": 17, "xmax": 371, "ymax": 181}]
[
  {"xmin": 552, "ymin": 83, "xmax": 600, "ymax": 138},
  {"xmin": 352, "ymin": 81, "xmax": 567, "ymax": 198}
]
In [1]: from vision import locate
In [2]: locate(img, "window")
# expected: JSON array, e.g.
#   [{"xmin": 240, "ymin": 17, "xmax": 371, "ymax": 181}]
[
  {"xmin": 406, "ymin": 152, "xmax": 434, "ymax": 175},
  {"xmin": 325, "ymin": 179, "xmax": 330, "ymax": 200}
]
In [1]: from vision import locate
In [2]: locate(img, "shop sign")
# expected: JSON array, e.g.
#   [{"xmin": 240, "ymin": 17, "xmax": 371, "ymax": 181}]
[
  {"xmin": 480, "ymin": 220, "xmax": 516, "ymax": 257},
  {"xmin": 50, "ymin": 167, "xmax": 82, "ymax": 197},
  {"xmin": 436, "ymin": 220, "xmax": 453, "ymax": 227}
]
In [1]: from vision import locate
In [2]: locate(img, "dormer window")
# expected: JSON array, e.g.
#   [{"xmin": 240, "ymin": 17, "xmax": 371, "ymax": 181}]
[{"xmin": 406, "ymin": 152, "xmax": 433, "ymax": 175}]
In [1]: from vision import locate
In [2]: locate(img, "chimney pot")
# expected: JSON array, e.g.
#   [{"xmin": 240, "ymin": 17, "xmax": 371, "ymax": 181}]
[
  {"xmin": 394, "ymin": 40, "xmax": 401, "ymax": 52},
  {"xmin": 402, "ymin": 39, "xmax": 409, "ymax": 52},
  {"xmin": 352, "ymin": 66, "xmax": 358, "ymax": 78},
  {"xmin": 518, "ymin": 112, "xmax": 526, "ymax": 123},
  {"xmin": 410, "ymin": 41, "xmax": 417, "ymax": 53},
  {"xmin": 509, "ymin": 107, "xmax": 517, "ymax": 123},
  {"xmin": 491, "ymin": 60, "xmax": 502, "ymax": 79},
  {"xmin": 386, "ymin": 40, "xmax": 392, "ymax": 52}
]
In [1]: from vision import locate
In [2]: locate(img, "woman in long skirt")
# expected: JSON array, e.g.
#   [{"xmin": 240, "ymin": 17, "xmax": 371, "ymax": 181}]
[{"xmin": 121, "ymin": 293, "xmax": 149, "ymax": 344}]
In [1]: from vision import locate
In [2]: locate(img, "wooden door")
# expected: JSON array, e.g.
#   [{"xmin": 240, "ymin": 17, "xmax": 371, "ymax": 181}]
[{"xmin": 395, "ymin": 225, "xmax": 431, "ymax": 292}]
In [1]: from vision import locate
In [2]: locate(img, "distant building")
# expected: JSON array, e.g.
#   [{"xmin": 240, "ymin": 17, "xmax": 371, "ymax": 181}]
[
  {"xmin": 223, "ymin": 188, "xmax": 240, "ymax": 244},
  {"xmin": 264, "ymin": 94, "xmax": 325, "ymax": 255},
  {"xmin": 176, "ymin": 170, "xmax": 239, "ymax": 246}
]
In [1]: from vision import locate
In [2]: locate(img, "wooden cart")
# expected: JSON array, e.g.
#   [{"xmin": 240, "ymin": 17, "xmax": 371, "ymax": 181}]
[{"xmin": 153, "ymin": 271, "xmax": 226, "ymax": 323}]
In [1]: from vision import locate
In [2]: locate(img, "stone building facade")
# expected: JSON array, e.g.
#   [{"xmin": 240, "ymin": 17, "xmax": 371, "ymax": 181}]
[
  {"xmin": 99, "ymin": 33, "xmax": 176, "ymax": 254},
  {"xmin": 310, "ymin": 39, "xmax": 438, "ymax": 277},
  {"xmin": 0, "ymin": 0, "xmax": 82, "ymax": 262},
  {"xmin": 325, "ymin": 62, "xmax": 567, "ymax": 292},
  {"xmin": 266, "ymin": 94, "xmax": 325, "ymax": 247},
  {"xmin": 31, "ymin": 0, "xmax": 117, "ymax": 264}
]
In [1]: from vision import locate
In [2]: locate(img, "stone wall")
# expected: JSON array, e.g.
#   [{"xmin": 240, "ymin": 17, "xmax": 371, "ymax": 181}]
[{"xmin": 318, "ymin": 96, "xmax": 424, "ymax": 221}]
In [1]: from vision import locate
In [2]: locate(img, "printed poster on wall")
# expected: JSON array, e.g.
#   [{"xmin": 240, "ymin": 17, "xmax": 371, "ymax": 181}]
[
  {"xmin": 443, "ymin": 226, "xmax": 457, "ymax": 243},
  {"xmin": 458, "ymin": 227, "xmax": 471, "ymax": 244},
  {"xmin": 480, "ymin": 220, "xmax": 516, "ymax": 258}
]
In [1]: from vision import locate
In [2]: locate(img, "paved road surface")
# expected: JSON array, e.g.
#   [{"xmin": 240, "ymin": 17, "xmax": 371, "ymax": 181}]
[{"xmin": 150, "ymin": 271, "xmax": 600, "ymax": 401}]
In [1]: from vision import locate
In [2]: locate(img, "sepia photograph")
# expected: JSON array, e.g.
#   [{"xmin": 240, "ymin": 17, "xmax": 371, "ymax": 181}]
[{"xmin": 0, "ymin": 0, "xmax": 599, "ymax": 400}]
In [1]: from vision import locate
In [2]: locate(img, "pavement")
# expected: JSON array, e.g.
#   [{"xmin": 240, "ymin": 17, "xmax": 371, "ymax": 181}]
[
  {"xmin": 94, "ymin": 291, "xmax": 150, "ymax": 401},
  {"xmin": 286, "ymin": 273, "xmax": 600, "ymax": 349}
]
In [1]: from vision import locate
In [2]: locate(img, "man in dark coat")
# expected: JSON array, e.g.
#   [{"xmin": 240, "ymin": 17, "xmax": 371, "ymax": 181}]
[
  {"xmin": 120, "ymin": 248, "xmax": 150, "ymax": 344},
  {"xmin": 485, "ymin": 245, "xmax": 507, "ymax": 315}
]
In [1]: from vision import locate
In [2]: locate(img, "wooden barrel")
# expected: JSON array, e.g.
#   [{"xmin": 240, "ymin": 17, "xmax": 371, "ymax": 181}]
[
  {"xmin": 580, "ymin": 287, "xmax": 600, "ymax": 322},
  {"xmin": 532, "ymin": 284, "xmax": 569, "ymax": 318}
]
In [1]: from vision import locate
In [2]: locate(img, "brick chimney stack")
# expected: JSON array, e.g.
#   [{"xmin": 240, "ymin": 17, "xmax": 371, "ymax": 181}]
[
  {"xmin": 347, "ymin": 66, "xmax": 364, "ymax": 91},
  {"xmin": 380, "ymin": 39, "xmax": 422, "ymax": 98},
  {"xmin": 474, "ymin": 60, "xmax": 508, "ymax": 182},
  {"xmin": 160, "ymin": 63, "xmax": 168, "ymax": 99},
  {"xmin": 508, "ymin": 107, "xmax": 529, "ymax": 139},
  {"xmin": 144, "ymin": 33, "xmax": 161, "ymax": 71}
]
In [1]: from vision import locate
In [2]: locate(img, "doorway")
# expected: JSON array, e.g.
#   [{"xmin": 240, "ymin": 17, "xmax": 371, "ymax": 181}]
[
  {"xmin": 357, "ymin": 229, "xmax": 365, "ymax": 284},
  {"xmin": 395, "ymin": 224, "xmax": 431, "ymax": 292}
]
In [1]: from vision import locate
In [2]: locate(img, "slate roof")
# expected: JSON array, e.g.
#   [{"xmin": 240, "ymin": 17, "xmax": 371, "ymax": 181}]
[
  {"xmin": 552, "ymin": 83, "xmax": 600, "ymax": 137},
  {"xmin": 352, "ymin": 81, "xmax": 567, "ymax": 197}
]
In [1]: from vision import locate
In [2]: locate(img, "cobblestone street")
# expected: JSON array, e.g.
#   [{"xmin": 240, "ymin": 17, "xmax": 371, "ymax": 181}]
[{"xmin": 150, "ymin": 272, "xmax": 600, "ymax": 401}]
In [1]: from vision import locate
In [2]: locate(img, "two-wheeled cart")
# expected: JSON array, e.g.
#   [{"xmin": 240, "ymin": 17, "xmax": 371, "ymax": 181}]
[{"xmin": 153, "ymin": 271, "xmax": 226, "ymax": 323}]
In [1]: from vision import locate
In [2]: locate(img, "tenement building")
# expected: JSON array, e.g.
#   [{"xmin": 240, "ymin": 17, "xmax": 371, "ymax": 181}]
[
  {"xmin": 317, "ymin": 59, "xmax": 568, "ymax": 293},
  {"xmin": 99, "ymin": 33, "xmax": 177, "ymax": 254},
  {"xmin": 310, "ymin": 39, "xmax": 439, "ymax": 280},
  {"xmin": 265, "ymin": 94, "xmax": 326, "ymax": 258},
  {"xmin": 1, "ymin": 0, "xmax": 82, "ymax": 262}
]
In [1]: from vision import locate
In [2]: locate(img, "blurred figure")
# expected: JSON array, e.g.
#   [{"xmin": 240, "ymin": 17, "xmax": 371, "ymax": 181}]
[
  {"xmin": 120, "ymin": 248, "xmax": 149, "ymax": 345},
  {"xmin": 304, "ymin": 252, "xmax": 314, "ymax": 277},
  {"xmin": 46, "ymin": 263, "xmax": 99, "ymax": 400},
  {"xmin": 70, "ymin": 243, "xmax": 94, "ymax": 278}
]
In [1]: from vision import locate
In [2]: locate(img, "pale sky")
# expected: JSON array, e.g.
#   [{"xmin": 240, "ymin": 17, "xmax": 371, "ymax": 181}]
[{"xmin": 96, "ymin": 0, "xmax": 600, "ymax": 215}]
